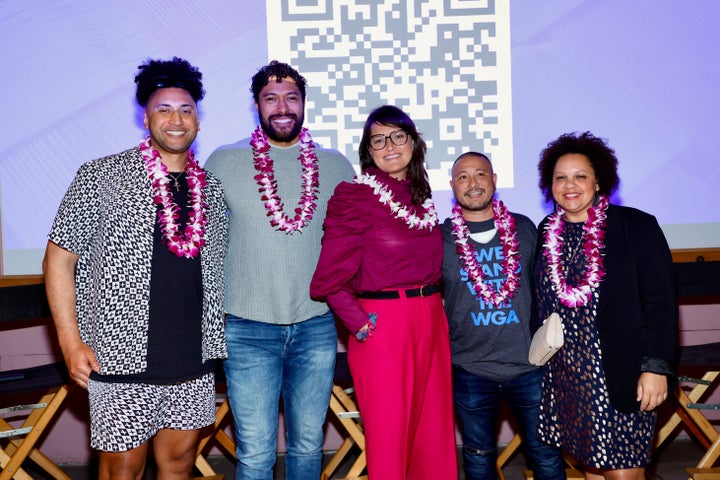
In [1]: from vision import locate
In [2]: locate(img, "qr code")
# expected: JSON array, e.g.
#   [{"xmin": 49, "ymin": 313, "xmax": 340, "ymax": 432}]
[{"xmin": 267, "ymin": 0, "xmax": 514, "ymax": 189}]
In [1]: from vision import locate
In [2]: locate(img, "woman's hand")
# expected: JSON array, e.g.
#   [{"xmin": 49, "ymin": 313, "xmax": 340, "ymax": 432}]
[
  {"xmin": 354, "ymin": 312, "xmax": 378, "ymax": 342},
  {"xmin": 636, "ymin": 372, "xmax": 668, "ymax": 411}
]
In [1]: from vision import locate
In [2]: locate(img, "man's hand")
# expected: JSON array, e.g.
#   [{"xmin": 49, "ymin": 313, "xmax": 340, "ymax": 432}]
[
  {"xmin": 63, "ymin": 342, "xmax": 100, "ymax": 388},
  {"xmin": 44, "ymin": 241, "xmax": 100, "ymax": 388}
]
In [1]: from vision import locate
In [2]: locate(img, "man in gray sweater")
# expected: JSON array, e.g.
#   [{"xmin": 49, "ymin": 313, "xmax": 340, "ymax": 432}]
[{"xmin": 204, "ymin": 61, "xmax": 355, "ymax": 480}]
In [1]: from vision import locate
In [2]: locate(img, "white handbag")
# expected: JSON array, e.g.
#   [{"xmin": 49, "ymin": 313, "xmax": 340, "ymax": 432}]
[{"xmin": 528, "ymin": 312, "xmax": 564, "ymax": 366}]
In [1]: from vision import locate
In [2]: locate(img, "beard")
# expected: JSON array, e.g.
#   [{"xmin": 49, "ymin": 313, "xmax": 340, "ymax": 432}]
[
  {"xmin": 260, "ymin": 112, "xmax": 304, "ymax": 144},
  {"xmin": 456, "ymin": 190, "xmax": 494, "ymax": 212}
]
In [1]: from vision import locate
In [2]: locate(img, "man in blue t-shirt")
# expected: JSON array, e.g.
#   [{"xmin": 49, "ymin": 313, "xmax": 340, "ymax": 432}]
[{"xmin": 441, "ymin": 152, "xmax": 565, "ymax": 480}]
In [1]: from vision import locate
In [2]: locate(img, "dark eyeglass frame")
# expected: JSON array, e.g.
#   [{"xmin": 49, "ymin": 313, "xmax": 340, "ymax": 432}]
[
  {"xmin": 150, "ymin": 75, "xmax": 192, "ymax": 90},
  {"xmin": 368, "ymin": 130, "xmax": 410, "ymax": 150}
]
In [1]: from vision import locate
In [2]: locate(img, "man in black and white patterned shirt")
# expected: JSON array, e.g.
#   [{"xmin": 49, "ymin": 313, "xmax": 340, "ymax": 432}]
[{"xmin": 43, "ymin": 57, "xmax": 227, "ymax": 479}]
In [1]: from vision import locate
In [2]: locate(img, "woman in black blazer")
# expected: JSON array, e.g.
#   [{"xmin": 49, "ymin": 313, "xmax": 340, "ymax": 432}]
[{"xmin": 533, "ymin": 132, "xmax": 677, "ymax": 480}]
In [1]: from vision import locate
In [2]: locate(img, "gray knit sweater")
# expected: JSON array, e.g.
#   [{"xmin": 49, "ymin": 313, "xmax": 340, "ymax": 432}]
[{"xmin": 204, "ymin": 136, "xmax": 355, "ymax": 324}]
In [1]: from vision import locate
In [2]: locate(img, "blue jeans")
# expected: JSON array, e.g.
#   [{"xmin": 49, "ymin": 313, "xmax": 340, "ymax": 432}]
[
  {"xmin": 452, "ymin": 365, "xmax": 565, "ymax": 480},
  {"xmin": 223, "ymin": 312, "xmax": 337, "ymax": 480}
]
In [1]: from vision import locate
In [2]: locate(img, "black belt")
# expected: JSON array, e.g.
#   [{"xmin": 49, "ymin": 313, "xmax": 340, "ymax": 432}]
[{"xmin": 357, "ymin": 284, "xmax": 441, "ymax": 300}]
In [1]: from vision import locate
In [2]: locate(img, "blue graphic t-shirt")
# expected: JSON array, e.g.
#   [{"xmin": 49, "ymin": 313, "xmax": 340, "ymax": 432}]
[{"xmin": 441, "ymin": 212, "xmax": 538, "ymax": 381}]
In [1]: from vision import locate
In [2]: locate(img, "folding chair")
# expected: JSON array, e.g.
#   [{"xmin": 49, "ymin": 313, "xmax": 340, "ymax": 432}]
[
  {"xmin": 195, "ymin": 395, "xmax": 235, "ymax": 476},
  {"xmin": 651, "ymin": 342, "xmax": 720, "ymax": 479},
  {"xmin": 322, "ymin": 384, "xmax": 366, "ymax": 480},
  {"xmin": 321, "ymin": 351, "xmax": 367, "ymax": 480},
  {"xmin": 0, "ymin": 362, "xmax": 71, "ymax": 480},
  {"xmin": 685, "ymin": 467, "xmax": 720, "ymax": 480},
  {"xmin": 655, "ymin": 371, "xmax": 719, "ymax": 450},
  {"xmin": 654, "ymin": 343, "xmax": 720, "ymax": 448},
  {"xmin": 195, "ymin": 367, "xmax": 236, "ymax": 476},
  {"xmin": 496, "ymin": 432, "xmax": 521, "ymax": 479},
  {"xmin": 684, "ymin": 400, "xmax": 720, "ymax": 480}
]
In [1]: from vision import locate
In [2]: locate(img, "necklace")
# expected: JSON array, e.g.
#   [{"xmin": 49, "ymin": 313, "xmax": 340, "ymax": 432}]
[
  {"xmin": 542, "ymin": 196, "xmax": 609, "ymax": 308},
  {"xmin": 250, "ymin": 126, "xmax": 319, "ymax": 234},
  {"xmin": 167, "ymin": 171, "xmax": 185, "ymax": 192},
  {"xmin": 139, "ymin": 137, "xmax": 207, "ymax": 259},
  {"xmin": 354, "ymin": 173, "xmax": 437, "ymax": 230},
  {"xmin": 450, "ymin": 200, "xmax": 521, "ymax": 306}
]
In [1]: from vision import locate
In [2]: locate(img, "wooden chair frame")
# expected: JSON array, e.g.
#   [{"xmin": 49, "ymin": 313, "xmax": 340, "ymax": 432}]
[
  {"xmin": 670, "ymin": 372, "xmax": 720, "ymax": 479},
  {"xmin": 195, "ymin": 395, "xmax": 236, "ymax": 476},
  {"xmin": 655, "ymin": 371, "xmax": 720, "ymax": 451},
  {"xmin": 321, "ymin": 385, "xmax": 367, "ymax": 480},
  {"xmin": 1, "ymin": 381, "xmax": 71, "ymax": 480}
]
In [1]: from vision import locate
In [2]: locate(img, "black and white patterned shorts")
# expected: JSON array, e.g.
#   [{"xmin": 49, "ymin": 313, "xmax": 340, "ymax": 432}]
[{"xmin": 88, "ymin": 372, "xmax": 215, "ymax": 452}]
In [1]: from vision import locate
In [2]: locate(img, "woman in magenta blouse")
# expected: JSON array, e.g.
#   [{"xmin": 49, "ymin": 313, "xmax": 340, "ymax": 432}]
[{"xmin": 310, "ymin": 105, "xmax": 457, "ymax": 479}]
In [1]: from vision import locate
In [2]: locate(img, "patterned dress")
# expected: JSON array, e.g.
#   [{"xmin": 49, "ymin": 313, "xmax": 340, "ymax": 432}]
[{"xmin": 536, "ymin": 221, "xmax": 656, "ymax": 469}]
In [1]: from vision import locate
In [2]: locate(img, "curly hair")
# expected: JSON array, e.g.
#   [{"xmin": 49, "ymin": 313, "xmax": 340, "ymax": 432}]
[
  {"xmin": 537, "ymin": 131, "xmax": 620, "ymax": 203},
  {"xmin": 251, "ymin": 60, "xmax": 307, "ymax": 102},
  {"xmin": 134, "ymin": 57, "xmax": 205, "ymax": 107},
  {"xmin": 359, "ymin": 105, "xmax": 431, "ymax": 205}
]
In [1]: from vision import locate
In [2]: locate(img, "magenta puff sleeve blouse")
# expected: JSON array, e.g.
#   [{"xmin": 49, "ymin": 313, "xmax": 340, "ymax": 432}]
[{"xmin": 310, "ymin": 167, "xmax": 443, "ymax": 333}]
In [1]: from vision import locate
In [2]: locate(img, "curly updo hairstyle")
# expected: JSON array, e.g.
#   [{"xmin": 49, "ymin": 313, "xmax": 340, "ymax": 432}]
[
  {"xmin": 134, "ymin": 56, "xmax": 205, "ymax": 107},
  {"xmin": 537, "ymin": 131, "xmax": 620, "ymax": 203}
]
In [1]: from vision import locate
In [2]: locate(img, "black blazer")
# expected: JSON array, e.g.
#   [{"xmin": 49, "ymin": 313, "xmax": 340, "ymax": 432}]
[{"xmin": 536, "ymin": 204, "xmax": 678, "ymax": 412}]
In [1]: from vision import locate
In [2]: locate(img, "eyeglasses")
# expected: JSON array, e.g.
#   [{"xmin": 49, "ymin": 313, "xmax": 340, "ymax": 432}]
[{"xmin": 368, "ymin": 130, "xmax": 409, "ymax": 150}]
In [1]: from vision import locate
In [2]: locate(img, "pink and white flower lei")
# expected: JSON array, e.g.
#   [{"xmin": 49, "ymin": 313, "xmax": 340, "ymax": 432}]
[
  {"xmin": 250, "ymin": 126, "xmax": 319, "ymax": 234},
  {"xmin": 450, "ymin": 199, "xmax": 521, "ymax": 306},
  {"xmin": 354, "ymin": 173, "xmax": 438, "ymax": 230},
  {"xmin": 542, "ymin": 195, "xmax": 609, "ymax": 308},
  {"xmin": 139, "ymin": 136, "xmax": 207, "ymax": 259}
]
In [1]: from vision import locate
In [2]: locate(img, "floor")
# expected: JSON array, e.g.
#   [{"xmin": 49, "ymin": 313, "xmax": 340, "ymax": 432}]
[{"xmin": 22, "ymin": 436, "xmax": 710, "ymax": 479}]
